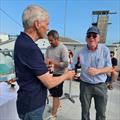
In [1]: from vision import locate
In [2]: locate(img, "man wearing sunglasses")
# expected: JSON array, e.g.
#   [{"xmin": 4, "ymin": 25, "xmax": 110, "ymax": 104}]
[{"xmin": 73, "ymin": 26, "xmax": 113, "ymax": 120}]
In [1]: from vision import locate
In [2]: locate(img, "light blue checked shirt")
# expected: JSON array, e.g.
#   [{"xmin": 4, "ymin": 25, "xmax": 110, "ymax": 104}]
[{"xmin": 72, "ymin": 44, "xmax": 112, "ymax": 84}]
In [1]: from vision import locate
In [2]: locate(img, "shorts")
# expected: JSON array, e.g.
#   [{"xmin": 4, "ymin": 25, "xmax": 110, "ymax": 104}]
[{"xmin": 49, "ymin": 74, "xmax": 63, "ymax": 97}]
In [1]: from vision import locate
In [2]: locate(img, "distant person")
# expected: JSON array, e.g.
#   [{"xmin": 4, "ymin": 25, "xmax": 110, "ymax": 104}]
[
  {"xmin": 106, "ymin": 51, "xmax": 118, "ymax": 90},
  {"xmin": 14, "ymin": 5, "xmax": 75, "ymax": 120},
  {"xmin": 118, "ymin": 72, "xmax": 120, "ymax": 81},
  {"xmin": 73, "ymin": 26, "xmax": 112, "ymax": 120},
  {"xmin": 45, "ymin": 30, "xmax": 69, "ymax": 120},
  {"xmin": 68, "ymin": 50, "xmax": 74, "ymax": 67}
]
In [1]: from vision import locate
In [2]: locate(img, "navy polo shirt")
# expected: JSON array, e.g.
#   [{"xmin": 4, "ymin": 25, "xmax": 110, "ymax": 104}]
[{"xmin": 14, "ymin": 32, "xmax": 48, "ymax": 115}]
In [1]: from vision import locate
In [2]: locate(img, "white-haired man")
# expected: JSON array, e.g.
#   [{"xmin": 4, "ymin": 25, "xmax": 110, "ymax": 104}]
[{"xmin": 14, "ymin": 5, "xmax": 75, "ymax": 120}]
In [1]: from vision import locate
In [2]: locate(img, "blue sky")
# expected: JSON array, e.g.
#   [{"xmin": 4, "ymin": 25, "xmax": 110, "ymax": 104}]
[{"xmin": 0, "ymin": 0, "xmax": 120, "ymax": 44}]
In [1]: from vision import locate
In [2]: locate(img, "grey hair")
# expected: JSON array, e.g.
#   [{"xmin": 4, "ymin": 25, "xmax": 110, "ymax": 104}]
[{"xmin": 22, "ymin": 5, "xmax": 48, "ymax": 29}]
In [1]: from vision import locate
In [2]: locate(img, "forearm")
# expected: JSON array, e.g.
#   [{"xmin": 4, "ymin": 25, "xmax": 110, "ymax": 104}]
[
  {"xmin": 97, "ymin": 66, "xmax": 113, "ymax": 74},
  {"xmin": 37, "ymin": 71, "xmax": 74, "ymax": 89},
  {"xmin": 49, "ymin": 74, "xmax": 68, "ymax": 89},
  {"xmin": 87, "ymin": 66, "xmax": 113, "ymax": 76},
  {"xmin": 37, "ymin": 73, "xmax": 64, "ymax": 89}
]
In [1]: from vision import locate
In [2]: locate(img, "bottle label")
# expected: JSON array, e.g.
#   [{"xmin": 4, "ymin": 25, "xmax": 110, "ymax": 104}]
[{"xmin": 76, "ymin": 68, "xmax": 81, "ymax": 77}]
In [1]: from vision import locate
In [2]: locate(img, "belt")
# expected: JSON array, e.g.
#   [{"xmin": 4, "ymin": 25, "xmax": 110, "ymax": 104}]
[{"xmin": 80, "ymin": 80, "xmax": 105, "ymax": 85}]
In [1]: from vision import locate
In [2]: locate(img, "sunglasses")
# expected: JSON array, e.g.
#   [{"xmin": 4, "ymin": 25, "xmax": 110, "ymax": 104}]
[{"xmin": 87, "ymin": 34, "xmax": 97, "ymax": 39}]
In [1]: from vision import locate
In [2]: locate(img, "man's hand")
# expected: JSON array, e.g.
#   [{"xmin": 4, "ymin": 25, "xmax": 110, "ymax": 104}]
[
  {"xmin": 87, "ymin": 67, "xmax": 100, "ymax": 76},
  {"xmin": 45, "ymin": 59, "xmax": 57, "ymax": 66},
  {"xmin": 45, "ymin": 59, "xmax": 53, "ymax": 65},
  {"xmin": 64, "ymin": 70, "xmax": 75, "ymax": 80}
]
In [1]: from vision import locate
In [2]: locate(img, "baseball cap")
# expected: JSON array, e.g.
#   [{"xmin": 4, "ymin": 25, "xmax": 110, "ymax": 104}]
[{"xmin": 87, "ymin": 26, "xmax": 100, "ymax": 34}]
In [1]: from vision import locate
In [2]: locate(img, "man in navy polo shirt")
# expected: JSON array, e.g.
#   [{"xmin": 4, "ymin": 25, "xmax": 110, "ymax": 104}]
[{"xmin": 14, "ymin": 5, "xmax": 75, "ymax": 120}]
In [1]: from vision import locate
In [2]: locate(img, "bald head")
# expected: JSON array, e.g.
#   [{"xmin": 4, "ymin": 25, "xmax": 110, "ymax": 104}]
[{"xmin": 22, "ymin": 5, "xmax": 48, "ymax": 29}]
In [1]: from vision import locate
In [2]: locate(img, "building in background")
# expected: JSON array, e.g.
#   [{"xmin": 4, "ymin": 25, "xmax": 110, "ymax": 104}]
[{"xmin": 0, "ymin": 34, "xmax": 120, "ymax": 70}]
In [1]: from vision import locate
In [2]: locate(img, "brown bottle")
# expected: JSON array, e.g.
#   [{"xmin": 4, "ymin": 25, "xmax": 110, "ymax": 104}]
[
  {"xmin": 48, "ymin": 61, "xmax": 54, "ymax": 75},
  {"xmin": 75, "ymin": 56, "xmax": 81, "ymax": 78}
]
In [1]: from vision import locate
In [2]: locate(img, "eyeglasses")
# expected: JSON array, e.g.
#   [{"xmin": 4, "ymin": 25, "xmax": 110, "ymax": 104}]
[{"xmin": 87, "ymin": 34, "xmax": 97, "ymax": 39}]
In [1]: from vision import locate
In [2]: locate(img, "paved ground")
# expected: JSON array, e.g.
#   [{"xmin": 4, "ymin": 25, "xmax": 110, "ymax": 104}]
[{"xmin": 43, "ymin": 80, "xmax": 120, "ymax": 120}]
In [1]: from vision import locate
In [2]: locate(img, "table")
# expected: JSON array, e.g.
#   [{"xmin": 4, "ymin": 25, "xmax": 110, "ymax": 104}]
[
  {"xmin": 0, "ymin": 73, "xmax": 15, "ymax": 82},
  {"xmin": 0, "ymin": 82, "xmax": 19, "ymax": 120}
]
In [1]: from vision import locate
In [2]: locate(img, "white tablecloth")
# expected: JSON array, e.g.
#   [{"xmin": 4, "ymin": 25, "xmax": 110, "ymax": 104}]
[
  {"xmin": 0, "ymin": 82, "xmax": 19, "ymax": 120},
  {"xmin": 0, "ymin": 73, "xmax": 15, "ymax": 82}
]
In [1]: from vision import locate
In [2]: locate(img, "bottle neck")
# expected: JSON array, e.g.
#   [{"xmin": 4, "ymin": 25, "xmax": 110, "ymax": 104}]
[
  {"xmin": 77, "ymin": 56, "xmax": 80, "ymax": 63},
  {"xmin": 77, "ymin": 60, "xmax": 80, "ymax": 63}
]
